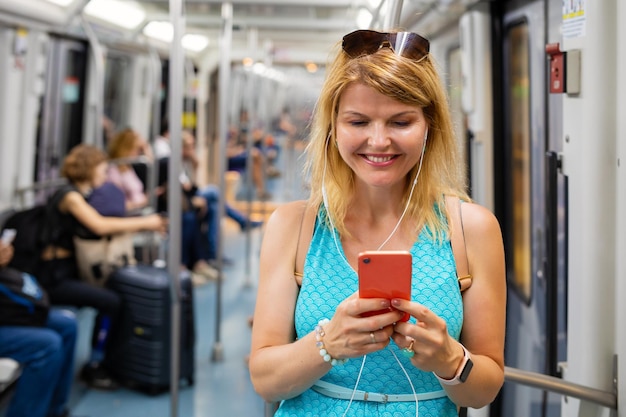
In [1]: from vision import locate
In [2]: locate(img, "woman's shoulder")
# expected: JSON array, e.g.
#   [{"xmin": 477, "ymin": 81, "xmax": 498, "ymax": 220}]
[
  {"xmin": 267, "ymin": 200, "xmax": 310, "ymax": 227},
  {"xmin": 51, "ymin": 184, "xmax": 79, "ymax": 204},
  {"xmin": 460, "ymin": 201, "xmax": 502, "ymax": 241},
  {"xmin": 53, "ymin": 185, "xmax": 91, "ymax": 215}
]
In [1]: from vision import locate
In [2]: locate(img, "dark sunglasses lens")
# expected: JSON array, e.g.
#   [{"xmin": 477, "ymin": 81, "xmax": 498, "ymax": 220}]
[
  {"xmin": 343, "ymin": 30, "xmax": 430, "ymax": 60},
  {"xmin": 390, "ymin": 32, "xmax": 430, "ymax": 60},
  {"xmin": 343, "ymin": 30, "xmax": 385, "ymax": 57}
]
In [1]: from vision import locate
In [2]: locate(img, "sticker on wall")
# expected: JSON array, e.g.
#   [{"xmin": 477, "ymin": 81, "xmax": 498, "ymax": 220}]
[
  {"xmin": 63, "ymin": 77, "xmax": 80, "ymax": 103},
  {"xmin": 562, "ymin": 0, "xmax": 586, "ymax": 39}
]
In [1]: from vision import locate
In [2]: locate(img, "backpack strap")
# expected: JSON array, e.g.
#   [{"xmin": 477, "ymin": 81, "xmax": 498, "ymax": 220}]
[
  {"xmin": 445, "ymin": 196, "xmax": 473, "ymax": 292},
  {"xmin": 294, "ymin": 202, "xmax": 316, "ymax": 282}
]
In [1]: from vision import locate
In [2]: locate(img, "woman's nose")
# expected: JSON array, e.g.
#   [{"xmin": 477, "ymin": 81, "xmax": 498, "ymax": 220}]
[{"xmin": 367, "ymin": 124, "xmax": 390, "ymax": 148}]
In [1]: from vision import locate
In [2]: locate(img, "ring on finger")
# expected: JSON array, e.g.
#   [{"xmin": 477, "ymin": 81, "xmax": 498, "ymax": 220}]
[
  {"xmin": 402, "ymin": 340, "xmax": 415, "ymax": 358},
  {"xmin": 370, "ymin": 332, "xmax": 376, "ymax": 344}
]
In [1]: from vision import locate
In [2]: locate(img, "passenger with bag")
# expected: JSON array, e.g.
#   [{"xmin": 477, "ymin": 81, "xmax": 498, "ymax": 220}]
[
  {"xmin": 0, "ymin": 240, "xmax": 81, "ymax": 417},
  {"xmin": 34, "ymin": 144, "xmax": 167, "ymax": 390}
]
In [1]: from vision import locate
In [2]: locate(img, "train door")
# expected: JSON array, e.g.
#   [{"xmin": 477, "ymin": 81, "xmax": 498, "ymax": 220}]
[
  {"xmin": 35, "ymin": 36, "xmax": 87, "ymax": 184},
  {"xmin": 496, "ymin": 1, "xmax": 563, "ymax": 416},
  {"xmin": 458, "ymin": 3, "xmax": 494, "ymax": 210}
]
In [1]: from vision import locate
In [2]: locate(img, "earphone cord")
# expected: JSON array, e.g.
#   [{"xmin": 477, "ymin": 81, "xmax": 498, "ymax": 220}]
[
  {"xmin": 341, "ymin": 355, "xmax": 367, "ymax": 417},
  {"xmin": 321, "ymin": 136, "xmax": 425, "ymax": 416},
  {"xmin": 375, "ymin": 140, "xmax": 426, "ymax": 251},
  {"xmin": 390, "ymin": 347, "xmax": 420, "ymax": 417},
  {"xmin": 341, "ymin": 349, "xmax": 419, "ymax": 417}
]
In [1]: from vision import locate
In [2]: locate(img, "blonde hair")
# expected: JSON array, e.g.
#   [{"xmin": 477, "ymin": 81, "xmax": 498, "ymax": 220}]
[{"xmin": 304, "ymin": 39, "xmax": 469, "ymax": 240}]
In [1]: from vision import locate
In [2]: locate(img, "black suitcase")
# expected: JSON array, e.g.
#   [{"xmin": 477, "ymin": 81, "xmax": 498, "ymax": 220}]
[{"xmin": 107, "ymin": 264, "xmax": 195, "ymax": 394}]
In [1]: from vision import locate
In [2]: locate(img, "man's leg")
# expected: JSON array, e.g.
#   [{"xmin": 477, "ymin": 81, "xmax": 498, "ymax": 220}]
[
  {"xmin": 196, "ymin": 185, "xmax": 220, "ymax": 260},
  {"xmin": 44, "ymin": 309, "xmax": 78, "ymax": 417},
  {"xmin": 0, "ymin": 324, "xmax": 65, "ymax": 417}
]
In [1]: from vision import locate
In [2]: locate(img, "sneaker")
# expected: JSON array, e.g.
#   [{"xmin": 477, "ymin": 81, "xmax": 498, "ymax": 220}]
[
  {"xmin": 191, "ymin": 272, "xmax": 209, "ymax": 286},
  {"xmin": 80, "ymin": 363, "xmax": 118, "ymax": 391},
  {"xmin": 193, "ymin": 261, "xmax": 219, "ymax": 281}
]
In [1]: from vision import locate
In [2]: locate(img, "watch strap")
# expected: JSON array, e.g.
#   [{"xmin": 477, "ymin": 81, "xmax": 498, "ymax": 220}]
[{"xmin": 434, "ymin": 344, "xmax": 473, "ymax": 385}]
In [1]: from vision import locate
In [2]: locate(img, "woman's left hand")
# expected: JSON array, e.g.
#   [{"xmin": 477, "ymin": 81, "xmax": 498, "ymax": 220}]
[
  {"xmin": 0, "ymin": 242, "xmax": 13, "ymax": 267},
  {"xmin": 390, "ymin": 298, "xmax": 463, "ymax": 377}
]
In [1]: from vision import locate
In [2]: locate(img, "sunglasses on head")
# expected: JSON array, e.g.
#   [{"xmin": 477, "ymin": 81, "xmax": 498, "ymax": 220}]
[{"xmin": 342, "ymin": 30, "xmax": 430, "ymax": 61}]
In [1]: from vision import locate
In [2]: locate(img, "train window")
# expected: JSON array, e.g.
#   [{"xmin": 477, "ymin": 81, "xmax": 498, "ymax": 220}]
[
  {"xmin": 104, "ymin": 53, "xmax": 132, "ymax": 132},
  {"xmin": 35, "ymin": 38, "xmax": 87, "ymax": 183},
  {"xmin": 505, "ymin": 22, "xmax": 532, "ymax": 303}
]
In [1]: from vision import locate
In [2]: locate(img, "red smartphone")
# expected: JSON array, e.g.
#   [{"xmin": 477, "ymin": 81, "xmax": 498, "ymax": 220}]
[{"xmin": 358, "ymin": 250, "xmax": 412, "ymax": 322}]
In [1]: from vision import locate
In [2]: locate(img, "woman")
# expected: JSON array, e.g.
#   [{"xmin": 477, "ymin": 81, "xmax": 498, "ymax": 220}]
[
  {"xmin": 107, "ymin": 127, "xmax": 152, "ymax": 213},
  {"xmin": 37, "ymin": 144, "xmax": 166, "ymax": 390},
  {"xmin": 249, "ymin": 30, "xmax": 506, "ymax": 416}
]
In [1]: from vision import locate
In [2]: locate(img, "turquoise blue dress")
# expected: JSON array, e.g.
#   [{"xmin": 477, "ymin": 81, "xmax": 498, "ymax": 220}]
[{"xmin": 274, "ymin": 211, "xmax": 463, "ymax": 417}]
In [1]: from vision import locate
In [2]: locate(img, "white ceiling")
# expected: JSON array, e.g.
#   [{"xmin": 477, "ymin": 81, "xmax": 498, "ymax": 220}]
[{"xmin": 0, "ymin": 0, "xmax": 482, "ymax": 65}]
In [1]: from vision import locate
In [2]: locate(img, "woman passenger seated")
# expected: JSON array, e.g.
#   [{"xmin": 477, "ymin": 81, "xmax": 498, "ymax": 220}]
[
  {"xmin": 107, "ymin": 127, "xmax": 152, "ymax": 214},
  {"xmin": 36, "ymin": 144, "xmax": 167, "ymax": 390}
]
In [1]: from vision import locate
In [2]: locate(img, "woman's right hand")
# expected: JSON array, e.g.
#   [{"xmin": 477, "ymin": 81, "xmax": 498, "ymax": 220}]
[
  {"xmin": 145, "ymin": 213, "xmax": 168, "ymax": 234},
  {"xmin": 320, "ymin": 293, "xmax": 405, "ymax": 360}
]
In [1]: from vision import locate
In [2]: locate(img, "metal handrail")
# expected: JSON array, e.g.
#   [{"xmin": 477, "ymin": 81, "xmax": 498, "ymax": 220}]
[
  {"xmin": 13, "ymin": 178, "xmax": 68, "ymax": 206},
  {"xmin": 505, "ymin": 366, "xmax": 617, "ymax": 410}
]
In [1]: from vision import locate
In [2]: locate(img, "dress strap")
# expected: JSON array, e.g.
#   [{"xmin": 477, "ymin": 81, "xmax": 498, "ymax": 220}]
[
  {"xmin": 312, "ymin": 380, "xmax": 448, "ymax": 403},
  {"xmin": 445, "ymin": 196, "xmax": 472, "ymax": 292}
]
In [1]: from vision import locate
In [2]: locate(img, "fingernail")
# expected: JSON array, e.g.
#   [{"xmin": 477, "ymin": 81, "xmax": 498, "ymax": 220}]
[
  {"xmin": 381, "ymin": 300, "xmax": 390, "ymax": 308},
  {"xmin": 391, "ymin": 299, "xmax": 401, "ymax": 307}
]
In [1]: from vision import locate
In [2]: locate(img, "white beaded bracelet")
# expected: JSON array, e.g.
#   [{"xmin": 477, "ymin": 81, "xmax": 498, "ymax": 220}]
[{"xmin": 315, "ymin": 319, "xmax": 347, "ymax": 366}]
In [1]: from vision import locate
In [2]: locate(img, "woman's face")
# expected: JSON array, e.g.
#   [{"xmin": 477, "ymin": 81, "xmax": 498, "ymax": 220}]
[
  {"xmin": 91, "ymin": 161, "xmax": 108, "ymax": 188},
  {"xmin": 335, "ymin": 83, "xmax": 428, "ymax": 191}
]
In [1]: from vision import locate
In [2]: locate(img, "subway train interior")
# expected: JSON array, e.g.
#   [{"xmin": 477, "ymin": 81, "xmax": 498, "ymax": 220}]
[{"xmin": 0, "ymin": 0, "xmax": 624, "ymax": 416}]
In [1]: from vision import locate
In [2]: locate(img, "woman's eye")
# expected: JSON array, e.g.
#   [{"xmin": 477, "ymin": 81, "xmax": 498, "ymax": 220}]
[
  {"xmin": 349, "ymin": 120, "xmax": 368, "ymax": 127},
  {"xmin": 392, "ymin": 121, "xmax": 410, "ymax": 127}
]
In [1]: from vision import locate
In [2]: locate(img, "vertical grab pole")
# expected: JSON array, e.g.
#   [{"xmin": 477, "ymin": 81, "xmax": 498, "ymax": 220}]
[
  {"xmin": 168, "ymin": 0, "xmax": 184, "ymax": 415},
  {"xmin": 148, "ymin": 47, "xmax": 162, "ymax": 212},
  {"xmin": 80, "ymin": 15, "xmax": 104, "ymax": 149},
  {"xmin": 212, "ymin": 1, "xmax": 233, "ymax": 363},
  {"xmin": 382, "ymin": 0, "xmax": 403, "ymax": 30}
]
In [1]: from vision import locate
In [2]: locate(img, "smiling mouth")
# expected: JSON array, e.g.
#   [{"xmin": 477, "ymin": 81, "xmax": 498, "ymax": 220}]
[{"xmin": 363, "ymin": 155, "xmax": 396, "ymax": 163}]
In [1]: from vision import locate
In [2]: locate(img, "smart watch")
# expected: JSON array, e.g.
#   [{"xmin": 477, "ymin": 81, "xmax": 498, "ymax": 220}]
[{"xmin": 434, "ymin": 344, "xmax": 473, "ymax": 385}]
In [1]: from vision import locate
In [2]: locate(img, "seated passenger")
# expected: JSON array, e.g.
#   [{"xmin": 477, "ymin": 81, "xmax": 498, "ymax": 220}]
[
  {"xmin": 0, "ymin": 241, "xmax": 79, "ymax": 417},
  {"xmin": 35, "ymin": 144, "xmax": 167, "ymax": 390},
  {"xmin": 107, "ymin": 128, "xmax": 152, "ymax": 213},
  {"xmin": 157, "ymin": 131, "xmax": 262, "ymax": 281},
  {"xmin": 227, "ymin": 116, "xmax": 270, "ymax": 200}
]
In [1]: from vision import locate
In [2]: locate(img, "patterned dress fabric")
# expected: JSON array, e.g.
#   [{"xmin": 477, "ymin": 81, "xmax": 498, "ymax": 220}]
[{"xmin": 274, "ymin": 210, "xmax": 463, "ymax": 417}]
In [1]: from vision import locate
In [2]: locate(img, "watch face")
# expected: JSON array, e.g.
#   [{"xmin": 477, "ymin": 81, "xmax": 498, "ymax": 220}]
[{"xmin": 459, "ymin": 357, "xmax": 474, "ymax": 382}]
